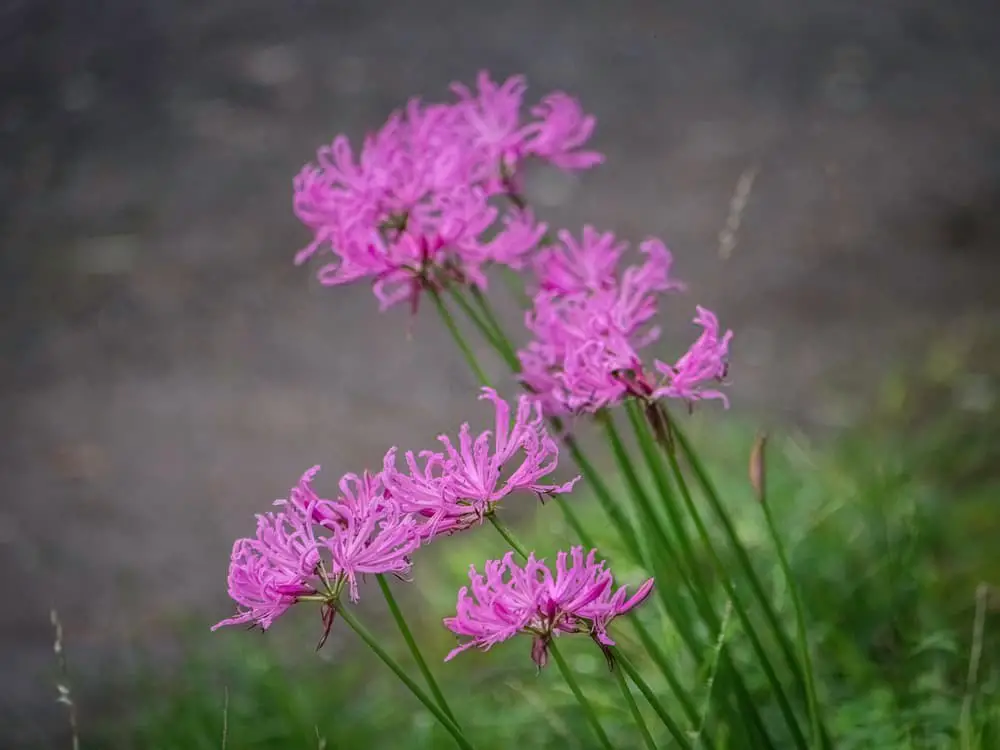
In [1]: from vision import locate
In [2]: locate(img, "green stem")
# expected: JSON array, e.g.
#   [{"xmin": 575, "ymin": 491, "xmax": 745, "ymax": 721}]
[
  {"xmin": 446, "ymin": 286, "xmax": 513, "ymax": 366},
  {"xmin": 549, "ymin": 643, "xmax": 615, "ymax": 750},
  {"xmin": 337, "ymin": 606, "xmax": 474, "ymax": 750},
  {"xmin": 612, "ymin": 654, "xmax": 658, "ymax": 750},
  {"xmin": 657, "ymin": 420, "xmax": 809, "ymax": 749},
  {"xmin": 499, "ymin": 266, "xmax": 531, "ymax": 309},
  {"xmin": 469, "ymin": 287, "xmax": 520, "ymax": 365},
  {"xmin": 562, "ymin": 435, "xmax": 642, "ymax": 555},
  {"xmin": 615, "ymin": 649, "xmax": 694, "ymax": 750},
  {"xmin": 429, "ymin": 288, "xmax": 491, "ymax": 386},
  {"xmin": 605, "ymin": 408, "xmax": 772, "ymax": 747},
  {"xmin": 376, "ymin": 575, "xmax": 460, "ymax": 728},
  {"xmin": 670, "ymin": 420, "xmax": 833, "ymax": 750},
  {"xmin": 487, "ymin": 513, "xmax": 528, "ymax": 557},
  {"xmin": 758, "ymin": 478, "xmax": 822, "ymax": 749},
  {"xmin": 486, "ymin": 513, "xmax": 613, "ymax": 750}
]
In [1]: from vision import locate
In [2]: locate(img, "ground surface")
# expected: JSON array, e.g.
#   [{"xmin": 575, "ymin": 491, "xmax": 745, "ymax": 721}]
[{"xmin": 1, "ymin": 0, "xmax": 999, "ymax": 744}]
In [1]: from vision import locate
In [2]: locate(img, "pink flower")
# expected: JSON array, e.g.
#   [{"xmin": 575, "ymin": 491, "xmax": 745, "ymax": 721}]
[
  {"xmin": 450, "ymin": 71, "xmax": 534, "ymax": 182},
  {"xmin": 382, "ymin": 388, "xmax": 578, "ymax": 538},
  {"xmin": 291, "ymin": 72, "xmax": 602, "ymax": 312},
  {"xmin": 481, "ymin": 209, "xmax": 549, "ymax": 269},
  {"xmin": 534, "ymin": 226, "xmax": 627, "ymax": 296},
  {"xmin": 214, "ymin": 467, "xmax": 421, "ymax": 636},
  {"xmin": 324, "ymin": 481, "xmax": 421, "ymax": 603},
  {"xmin": 519, "ymin": 233, "xmax": 683, "ymax": 415},
  {"xmin": 444, "ymin": 548, "xmax": 654, "ymax": 668},
  {"xmin": 211, "ymin": 510, "xmax": 321, "ymax": 632},
  {"xmin": 525, "ymin": 93, "xmax": 604, "ymax": 170},
  {"xmin": 653, "ymin": 306, "xmax": 733, "ymax": 406}
]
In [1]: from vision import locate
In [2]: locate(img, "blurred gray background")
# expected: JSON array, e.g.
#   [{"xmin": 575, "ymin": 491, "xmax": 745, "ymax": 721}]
[{"xmin": 2, "ymin": 0, "xmax": 998, "ymax": 744}]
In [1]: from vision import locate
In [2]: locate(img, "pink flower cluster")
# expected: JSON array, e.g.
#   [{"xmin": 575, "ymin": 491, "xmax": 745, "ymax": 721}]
[
  {"xmin": 212, "ymin": 467, "xmax": 420, "ymax": 633},
  {"xmin": 444, "ymin": 547, "xmax": 654, "ymax": 668},
  {"xmin": 383, "ymin": 388, "xmax": 578, "ymax": 538},
  {"xmin": 215, "ymin": 389, "xmax": 577, "ymax": 635},
  {"xmin": 519, "ymin": 227, "xmax": 733, "ymax": 415},
  {"xmin": 293, "ymin": 72, "xmax": 602, "ymax": 312}
]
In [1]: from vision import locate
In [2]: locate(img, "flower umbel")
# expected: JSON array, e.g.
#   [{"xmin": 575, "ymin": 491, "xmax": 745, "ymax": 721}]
[
  {"xmin": 213, "ymin": 467, "xmax": 420, "ymax": 641},
  {"xmin": 382, "ymin": 388, "xmax": 578, "ymax": 538},
  {"xmin": 444, "ymin": 547, "xmax": 654, "ymax": 668},
  {"xmin": 520, "ymin": 233, "xmax": 684, "ymax": 415},
  {"xmin": 292, "ymin": 71, "xmax": 601, "ymax": 312}
]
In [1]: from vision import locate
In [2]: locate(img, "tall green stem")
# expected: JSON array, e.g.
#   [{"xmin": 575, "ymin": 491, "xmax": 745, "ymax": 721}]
[
  {"xmin": 670, "ymin": 420, "xmax": 832, "ymax": 750},
  {"xmin": 486, "ymin": 514, "xmax": 613, "ymax": 750},
  {"xmin": 615, "ymin": 649, "xmax": 695, "ymax": 750},
  {"xmin": 606, "ymin": 407, "xmax": 773, "ymax": 748},
  {"xmin": 754, "ymin": 439, "xmax": 823, "ymax": 749},
  {"xmin": 337, "ymin": 606, "xmax": 474, "ymax": 750},
  {"xmin": 655, "ymin": 418, "xmax": 809, "ymax": 749},
  {"xmin": 548, "ymin": 645, "xmax": 615, "ymax": 750},
  {"xmin": 376, "ymin": 575, "xmax": 460, "ymax": 728},
  {"xmin": 429, "ymin": 288, "xmax": 491, "ymax": 385},
  {"xmin": 612, "ymin": 654, "xmax": 658, "ymax": 750}
]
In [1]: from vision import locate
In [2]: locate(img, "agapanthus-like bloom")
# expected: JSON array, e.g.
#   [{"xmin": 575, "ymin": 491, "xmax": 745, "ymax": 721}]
[
  {"xmin": 292, "ymin": 71, "xmax": 601, "ymax": 312},
  {"xmin": 444, "ymin": 548, "xmax": 654, "ymax": 668},
  {"xmin": 211, "ymin": 510, "xmax": 322, "ymax": 632},
  {"xmin": 653, "ymin": 306, "xmax": 733, "ymax": 406},
  {"xmin": 519, "ymin": 233, "xmax": 683, "ymax": 414},
  {"xmin": 382, "ymin": 388, "xmax": 578, "ymax": 538},
  {"xmin": 213, "ymin": 467, "xmax": 420, "ymax": 637}
]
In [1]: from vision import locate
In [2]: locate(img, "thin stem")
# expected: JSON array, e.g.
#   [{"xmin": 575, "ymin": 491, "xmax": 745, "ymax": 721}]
[
  {"xmin": 757, "ymin": 470, "xmax": 822, "ymax": 749},
  {"xmin": 499, "ymin": 266, "xmax": 531, "ymax": 309},
  {"xmin": 658, "ymin": 423, "xmax": 809, "ymax": 750},
  {"xmin": 612, "ymin": 654, "xmax": 658, "ymax": 750},
  {"xmin": 446, "ymin": 286, "xmax": 512, "ymax": 365},
  {"xmin": 337, "ymin": 606, "xmax": 475, "ymax": 750},
  {"xmin": 670, "ymin": 420, "xmax": 834, "ymax": 749},
  {"xmin": 429, "ymin": 288, "xmax": 491, "ymax": 386},
  {"xmin": 487, "ymin": 513, "xmax": 527, "ymax": 557},
  {"xmin": 549, "ymin": 644, "xmax": 616, "ymax": 750},
  {"xmin": 615, "ymin": 649, "xmax": 694, "ymax": 750},
  {"xmin": 606, "ymin": 408, "xmax": 773, "ymax": 746},
  {"xmin": 486, "ymin": 513, "xmax": 614, "ymax": 750},
  {"xmin": 469, "ymin": 287, "xmax": 520, "ymax": 365},
  {"xmin": 562, "ymin": 434, "xmax": 642, "ymax": 554},
  {"xmin": 376, "ymin": 574, "xmax": 460, "ymax": 728}
]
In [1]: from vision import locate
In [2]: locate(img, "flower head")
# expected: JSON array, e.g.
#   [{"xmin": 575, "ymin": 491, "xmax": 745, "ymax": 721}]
[
  {"xmin": 214, "ymin": 467, "xmax": 420, "ymax": 638},
  {"xmin": 519, "ymin": 233, "xmax": 683, "ymax": 415},
  {"xmin": 211, "ymin": 510, "xmax": 321, "ymax": 632},
  {"xmin": 444, "ymin": 547, "xmax": 654, "ymax": 668},
  {"xmin": 292, "ymin": 72, "xmax": 601, "ymax": 313},
  {"xmin": 653, "ymin": 306, "xmax": 733, "ymax": 407},
  {"xmin": 382, "ymin": 388, "xmax": 578, "ymax": 538}
]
